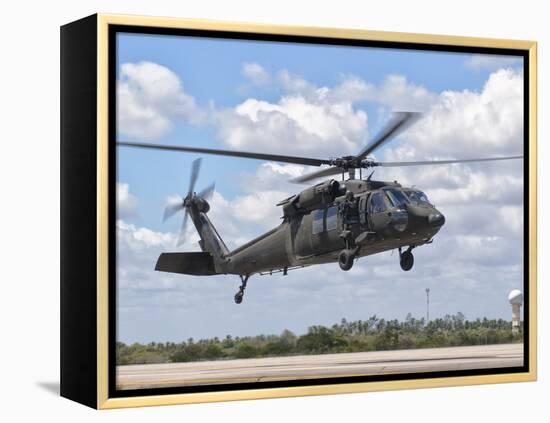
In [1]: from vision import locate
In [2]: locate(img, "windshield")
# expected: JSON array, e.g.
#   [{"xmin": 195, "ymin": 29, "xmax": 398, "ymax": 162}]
[
  {"xmin": 384, "ymin": 188, "xmax": 409, "ymax": 208},
  {"xmin": 370, "ymin": 192, "xmax": 388, "ymax": 213},
  {"xmin": 406, "ymin": 190, "xmax": 431, "ymax": 204}
]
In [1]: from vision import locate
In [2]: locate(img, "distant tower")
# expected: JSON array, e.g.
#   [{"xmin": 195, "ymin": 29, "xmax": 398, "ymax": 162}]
[
  {"xmin": 508, "ymin": 290, "xmax": 523, "ymax": 336},
  {"xmin": 426, "ymin": 288, "xmax": 430, "ymax": 323}
]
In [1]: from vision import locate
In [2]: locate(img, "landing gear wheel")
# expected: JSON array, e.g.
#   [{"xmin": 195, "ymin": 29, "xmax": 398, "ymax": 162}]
[
  {"xmin": 339, "ymin": 249, "xmax": 355, "ymax": 271},
  {"xmin": 400, "ymin": 250, "xmax": 414, "ymax": 271},
  {"xmin": 234, "ymin": 274, "xmax": 249, "ymax": 304}
]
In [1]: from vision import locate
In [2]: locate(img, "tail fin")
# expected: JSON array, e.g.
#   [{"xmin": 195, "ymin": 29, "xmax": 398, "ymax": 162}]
[
  {"xmin": 190, "ymin": 210, "xmax": 229, "ymax": 261},
  {"xmin": 156, "ymin": 252, "xmax": 216, "ymax": 275},
  {"xmin": 155, "ymin": 210, "xmax": 229, "ymax": 276}
]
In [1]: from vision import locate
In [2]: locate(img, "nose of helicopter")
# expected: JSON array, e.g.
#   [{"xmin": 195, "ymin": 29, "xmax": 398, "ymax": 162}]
[
  {"xmin": 427, "ymin": 210, "xmax": 445, "ymax": 227},
  {"xmin": 406, "ymin": 204, "xmax": 445, "ymax": 231}
]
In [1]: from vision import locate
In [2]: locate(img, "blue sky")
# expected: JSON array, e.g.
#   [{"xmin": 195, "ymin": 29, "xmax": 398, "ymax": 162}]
[
  {"xmin": 116, "ymin": 32, "xmax": 524, "ymax": 343},
  {"xmin": 117, "ymin": 33, "xmax": 521, "ymax": 231},
  {"xmin": 118, "ymin": 33, "xmax": 496, "ymax": 99}
]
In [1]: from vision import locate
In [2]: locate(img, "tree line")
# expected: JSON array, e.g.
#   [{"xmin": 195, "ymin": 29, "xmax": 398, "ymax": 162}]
[{"xmin": 117, "ymin": 313, "xmax": 523, "ymax": 365}]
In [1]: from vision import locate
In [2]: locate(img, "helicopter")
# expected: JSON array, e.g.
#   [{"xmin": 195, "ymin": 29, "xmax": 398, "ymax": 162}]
[{"xmin": 118, "ymin": 112, "xmax": 522, "ymax": 304}]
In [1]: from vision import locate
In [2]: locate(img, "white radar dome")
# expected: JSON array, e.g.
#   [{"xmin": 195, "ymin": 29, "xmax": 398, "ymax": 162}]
[{"xmin": 508, "ymin": 289, "xmax": 523, "ymax": 305}]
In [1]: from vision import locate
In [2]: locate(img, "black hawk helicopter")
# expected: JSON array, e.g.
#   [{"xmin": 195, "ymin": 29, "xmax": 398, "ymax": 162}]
[{"xmin": 118, "ymin": 112, "xmax": 522, "ymax": 304}]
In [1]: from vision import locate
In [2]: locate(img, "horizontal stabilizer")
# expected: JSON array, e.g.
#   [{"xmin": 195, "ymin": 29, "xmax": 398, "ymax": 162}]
[{"xmin": 155, "ymin": 252, "xmax": 217, "ymax": 276}]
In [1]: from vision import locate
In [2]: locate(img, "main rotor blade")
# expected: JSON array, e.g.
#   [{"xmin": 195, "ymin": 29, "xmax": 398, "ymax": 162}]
[
  {"xmin": 197, "ymin": 182, "xmax": 216, "ymax": 200},
  {"xmin": 188, "ymin": 158, "xmax": 202, "ymax": 197},
  {"xmin": 356, "ymin": 112, "xmax": 420, "ymax": 159},
  {"xmin": 177, "ymin": 209, "xmax": 190, "ymax": 247},
  {"xmin": 163, "ymin": 200, "xmax": 184, "ymax": 222},
  {"xmin": 292, "ymin": 166, "xmax": 343, "ymax": 183},
  {"xmin": 118, "ymin": 142, "xmax": 331, "ymax": 167},
  {"xmin": 377, "ymin": 155, "xmax": 523, "ymax": 167}
]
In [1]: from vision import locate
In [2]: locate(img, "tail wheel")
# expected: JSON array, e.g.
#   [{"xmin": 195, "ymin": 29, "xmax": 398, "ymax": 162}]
[
  {"xmin": 234, "ymin": 274, "xmax": 249, "ymax": 304},
  {"xmin": 339, "ymin": 249, "xmax": 355, "ymax": 271}
]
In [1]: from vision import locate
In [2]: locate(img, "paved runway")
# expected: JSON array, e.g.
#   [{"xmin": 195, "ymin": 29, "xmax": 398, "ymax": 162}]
[{"xmin": 117, "ymin": 343, "xmax": 523, "ymax": 390}]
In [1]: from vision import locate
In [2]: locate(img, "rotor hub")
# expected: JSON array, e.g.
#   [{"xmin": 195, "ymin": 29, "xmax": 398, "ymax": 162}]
[{"xmin": 329, "ymin": 156, "xmax": 377, "ymax": 170}]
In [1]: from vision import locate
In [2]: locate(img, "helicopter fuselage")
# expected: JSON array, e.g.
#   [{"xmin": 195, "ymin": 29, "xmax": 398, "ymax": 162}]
[{"xmin": 215, "ymin": 179, "xmax": 445, "ymax": 275}]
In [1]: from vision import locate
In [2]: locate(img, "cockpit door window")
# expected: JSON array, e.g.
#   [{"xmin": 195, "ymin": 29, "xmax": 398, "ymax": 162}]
[
  {"xmin": 359, "ymin": 195, "xmax": 368, "ymax": 225},
  {"xmin": 312, "ymin": 209, "xmax": 324, "ymax": 234},
  {"xmin": 326, "ymin": 206, "xmax": 338, "ymax": 231},
  {"xmin": 370, "ymin": 192, "xmax": 388, "ymax": 213}
]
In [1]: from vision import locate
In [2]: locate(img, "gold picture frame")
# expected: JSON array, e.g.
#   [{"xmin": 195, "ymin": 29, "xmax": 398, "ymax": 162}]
[{"xmin": 60, "ymin": 13, "xmax": 537, "ymax": 409}]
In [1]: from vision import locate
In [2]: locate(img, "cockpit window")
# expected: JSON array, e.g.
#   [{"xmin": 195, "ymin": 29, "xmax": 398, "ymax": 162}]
[
  {"xmin": 384, "ymin": 188, "xmax": 410, "ymax": 208},
  {"xmin": 370, "ymin": 192, "xmax": 388, "ymax": 213},
  {"xmin": 406, "ymin": 190, "xmax": 431, "ymax": 204}
]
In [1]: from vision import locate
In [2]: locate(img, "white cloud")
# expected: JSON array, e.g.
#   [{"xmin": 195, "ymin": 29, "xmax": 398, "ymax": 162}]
[
  {"xmin": 277, "ymin": 69, "xmax": 319, "ymax": 97},
  {"xmin": 117, "ymin": 61, "xmax": 437, "ymax": 156},
  {"xmin": 216, "ymin": 95, "xmax": 367, "ymax": 156},
  {"xmin": 330, "ymin": 74, "xmax": 437, "ymax": 111},
  {"xmin": 161, "ymin": 188, "xmax": 278, "ymax": 250},
  {"xmin": 206, "ymin": 192, "xmax": 254, "ymax": 248},
  {"xmin": 215, "ymin": 66, "xmax": 439, "ymax": 157},
  {"xmin": 243, "ymin": 162, "xmax": 306, "ymax": 192},
  {"xmin": 213, "ymin": 162, "xmax": 308, "ymax": 230},
  {"xmin": 238, "ymin": 162, "xmax": 306, "ymax": 195},
  {"xmin": 377, "ymin": 68, "xmax": 524, "ymax": 194},
  {"xmin": 275, "ymin": 69, "xmax": 436, "ymax": 112},
  {"xmin": 118, "ymin": 219, "xmax": 174, "ymax": 249},
  {"xmin": 116, "ymin": 219, "xmax": 178, "ymax": 292},
  {"xmin": 229, "ymin": 191, "xmax": 288, "ymax": 227},
  {"xmin": 428, "ymin": 171, "xmax": 522, "ymax": 206},
  {"xmin": 499, "ymin": 206, "xmax": 524, "ymax": 235},
  {"xmin": 117, "ymin": 61, "xmax": 202, "ymax": 140},
  {"xmin": 162, "ymin": 164, "xmax": 295, "ymax": 237},
  {"xmin": 407, "ymin": 69, "xmax": 523, "ymax": 157},
  {"xmin": 242, "ymin": 62, "xmax": 270, "ymax": 85},
  {"xmin": 116, "ymin": 183, "xmax": 138, "ymax": 218},
  {"xmin": 464, "ymin": 54, "xmax": 522, "ymax": 71}
]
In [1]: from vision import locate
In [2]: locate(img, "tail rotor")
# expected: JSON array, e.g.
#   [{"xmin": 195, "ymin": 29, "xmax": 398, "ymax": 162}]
[{"xmin": 162, "ymin": 158, "xmax": 215, "ymax": 246}]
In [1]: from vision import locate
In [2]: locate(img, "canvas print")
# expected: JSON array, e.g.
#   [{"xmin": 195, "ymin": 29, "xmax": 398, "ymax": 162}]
[{"xmin": 115, "ymin": 32, "xmax": 525, "ymax": 391}]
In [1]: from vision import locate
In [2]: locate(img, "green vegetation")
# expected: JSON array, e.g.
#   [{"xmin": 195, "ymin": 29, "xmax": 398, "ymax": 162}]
[{"xmin": 117, "ymin": 313, "xmax": 523, "ymax": 365}]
